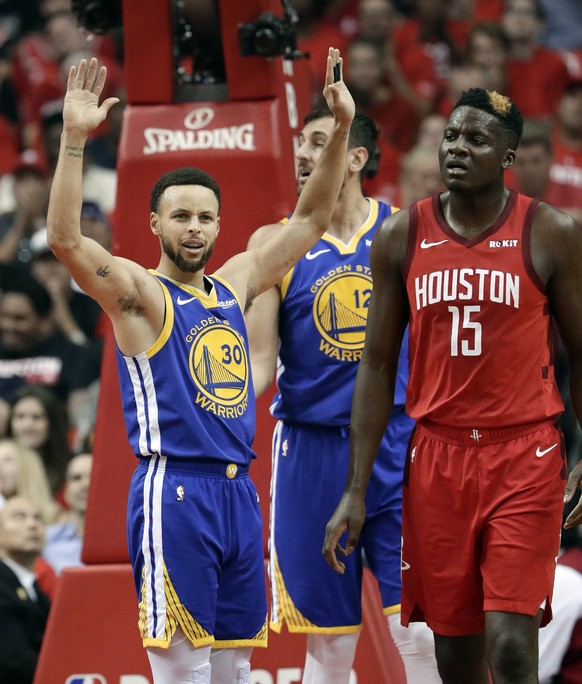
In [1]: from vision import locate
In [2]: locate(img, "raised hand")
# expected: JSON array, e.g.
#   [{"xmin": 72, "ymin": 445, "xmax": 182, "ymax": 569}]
[
  {"xmin": 63, "ymin": 57, "xmax": 119, "ymax": 136},
  {"xmin": 322, "ymin": 47, "xmax": 356, "ymax": 128}
]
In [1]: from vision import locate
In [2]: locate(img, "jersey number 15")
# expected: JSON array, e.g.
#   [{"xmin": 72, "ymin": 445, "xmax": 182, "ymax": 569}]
[{"xmin": 448, "ymin": 305, "xmax": 482, "ymax": 356}]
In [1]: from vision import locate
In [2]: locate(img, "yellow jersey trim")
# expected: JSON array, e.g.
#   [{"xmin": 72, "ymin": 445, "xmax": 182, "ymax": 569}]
[
  {"xmin": 212, "ymin": 615, "xmax": 269, "ymax": 649},
  {"xmin": 317, "ymin": 198, "xmax": 380, "ymax": 255},
  {"xmin": 383, "ymin": 603, "xmax": 402, "ymax": 617},
  {"xmin": 138, "ymin": 563, "xmax": 214, "ymax": 648},
  {"xmin": 270, "ymin": 550, "xmax": 363, "ymax": 634},
  {"xmin": 144, "ymin": 279, "xmax": 174, "ymax": 358},
  {"xmin": 149, "ymin": 269, "xmax": 219, "ymax": 308}
]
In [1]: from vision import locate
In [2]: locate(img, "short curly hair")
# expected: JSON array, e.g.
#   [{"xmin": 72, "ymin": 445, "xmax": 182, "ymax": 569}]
[
  {"xmin": 452, "ymin": 88, "xmax": 523, "ymax": 148},
  {"xmin": 150, "ymin": 168, "xmax": 221, "ymax": 213}
]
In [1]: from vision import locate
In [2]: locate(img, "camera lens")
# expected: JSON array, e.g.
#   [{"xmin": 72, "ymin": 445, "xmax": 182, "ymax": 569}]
[{"xmin": 253, "ymin": 27, "xmax": 278, "ymax": 56}]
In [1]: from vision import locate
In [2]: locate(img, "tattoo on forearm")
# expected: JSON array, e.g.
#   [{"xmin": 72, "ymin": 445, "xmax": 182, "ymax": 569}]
[
  {"xmin": 65, "ymin": 145, "xmax": 83, "ymax": 158},
  {"xmin": 96, "ymin": 265, "xmax": 110, "ymax": 277}
]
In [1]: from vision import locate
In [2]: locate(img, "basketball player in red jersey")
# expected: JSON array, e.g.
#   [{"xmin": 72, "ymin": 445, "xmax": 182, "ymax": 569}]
[{"xmin": 323, "ymin": 87, "xmax": 582, "ymax": 684}]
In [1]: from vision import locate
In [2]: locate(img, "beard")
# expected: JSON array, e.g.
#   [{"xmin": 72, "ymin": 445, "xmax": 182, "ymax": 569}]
[{"xmin": 161, "ymin": 234, "xmax": 216, "ymax": 273}]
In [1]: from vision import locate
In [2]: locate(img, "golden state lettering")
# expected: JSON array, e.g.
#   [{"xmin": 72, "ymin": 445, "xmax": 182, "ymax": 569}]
[
  {"xmin": 414, "ymin": 268, "xmax": 519, "ymax": 311},
  {"xmin": 318, "ymin": 342, "xmax": 364, "ymax": 361},
  {"xmin": 310, "ymin": 265, "xmax": 354, "ymax": 294},
  {"xmin": 312, "ymin": 270, "xmax": 373, "ymax": 359},
  {"xmin": 185, "ymin": 316, "xmax": 229, "ymax": 343},
  {"xmin": 195, "ymin": 392, "xmax": 249, "ymax": 417},
  {"xmin": 189, "ymin": 324, "xmax": 249, "ymax": 415}
]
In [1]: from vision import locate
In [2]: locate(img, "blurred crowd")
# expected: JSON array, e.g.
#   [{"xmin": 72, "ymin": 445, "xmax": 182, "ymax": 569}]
[{"xmin": 0, "ymin": 0, "xmax": 580, "ymax": 681}]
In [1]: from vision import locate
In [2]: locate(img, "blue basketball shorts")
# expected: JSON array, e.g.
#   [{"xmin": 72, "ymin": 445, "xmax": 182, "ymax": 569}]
[
  {"xmin": 269, "ymin": 407, "xmax": 414, "ymax": 633},
  {"xmin": 127, "ymin": 456, "xmax": 268, "ymax": 649}
]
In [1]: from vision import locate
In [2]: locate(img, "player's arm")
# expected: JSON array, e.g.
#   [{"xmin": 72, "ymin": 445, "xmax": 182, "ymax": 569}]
[
  {"xmin": 323, "ymin": 209, "xmax": 410, "ymax": 573},
  {"xmin": 245, "ymin": 223, "xmax": 282, "ymax": 397},
  {"xmin": 47, "ymin": 59, "xmax": 163, "ymax": 354},
  {"xmin": 532, "ymin": 204, "xmax": 582, "ymax": 527},
  {"xmin": 218, "ymin": 48, "xmax": 354, "ymax": 307}
]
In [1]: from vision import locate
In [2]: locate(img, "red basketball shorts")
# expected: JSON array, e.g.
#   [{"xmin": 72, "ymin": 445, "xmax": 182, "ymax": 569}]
[{"xmin": 401, "ymin": 419, "xmax": 567, "ymax": 636}]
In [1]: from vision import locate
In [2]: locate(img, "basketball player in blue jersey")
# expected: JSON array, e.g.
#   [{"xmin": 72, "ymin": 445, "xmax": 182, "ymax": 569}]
[
  {"xmin": 245, "ymin": 109, "xmax": 440, "ymax": 683},
  {"xmin": 45, "ymin": 51, "xmax": 355, "ymax": 684}
]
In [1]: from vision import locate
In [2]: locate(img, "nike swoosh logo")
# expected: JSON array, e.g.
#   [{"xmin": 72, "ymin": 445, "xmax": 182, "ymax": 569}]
[
  {"xmin": 305, "ymin": 249, "xmax": 331, "ymax": 260},
  {"xmin": 536, "ymin": 443, "xmax": 558, "ymax": 458},
  {"xmin": 420, "ymin": 238, "xmax": 448, "ymax": 249},
  {"xmin": 401, "ymin": 560, "xmax": 411, "ymax": 571},
  {"xmin": 176, "ymin": 296, "xmax": 197, "ymax": 305}
]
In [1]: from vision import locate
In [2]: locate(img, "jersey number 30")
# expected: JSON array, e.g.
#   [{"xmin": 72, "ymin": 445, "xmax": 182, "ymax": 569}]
[{"xmin": 448, "ymin": 305, "xmax": 482, "ymax": 356}]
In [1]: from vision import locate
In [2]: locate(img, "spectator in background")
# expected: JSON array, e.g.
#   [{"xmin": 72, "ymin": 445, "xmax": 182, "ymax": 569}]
[
  {"xmin": 78, "ymin": 199, "xmax": 111, "ymax": 250},
  {"xmin": 466, "ymin": 21, "xmax": 510, "ymax": 94},
  {"xmin": 30, "ymin": 224, "xmax": 105, "ymax": 346},
  {"xmin": 345, "ymin": 36, "xmax": 419, "ymax": 153},
  {"xmin": 10, "ymin": 8, "xmax": 123, "ymax": 154},
  {"xmin": 437, "ymin": 61, "xmax": 489, "ymax": 116},
  {"xmin": 0, "ymin": 437, "xmax": 61, "ymax": 523},
  {"xmin": 0, "ymin": 496, "xmax": 51, "ymax": 684},
  {"xmin": 415, "ymin": 111, "xmax": 446, "ymax": 150},
  {"xmin": 391, "ymin": 0, "xmax": 465, "ymax": 110},
  {"xmin": 7, "ymin": 384, "xmax": 72, "ymax": 497},
  {"xmin": 42, "ymin": 451, "xmax": 91, "ymax": 574},
  {"xmin": 501, "ymin": 0, "xmax": 570, "ymax": 119},
  {"xmin": 356, "ymin": 0, "xmax": 397, "ymax": 43},
  {"xmin": 510, "ymin": 119, "xmax": 582, "ymax": 226},
  {"xmin": 0, "ymin": 277, "xmax": 95, "ymax": 439},
  {"xmin": 550, "ymin": 79, "xmax": 582, "ymax": 224},
  {"xmin": 10, "ymin": 9, "xmax": 89, "ymax": 151},
  {"xmin": 395, "ymin": 143, "xmax": 444, "ymax": 207},
  {"xmin": 0, "ymin": 164, "xmax": 50, "ymax": 270}
]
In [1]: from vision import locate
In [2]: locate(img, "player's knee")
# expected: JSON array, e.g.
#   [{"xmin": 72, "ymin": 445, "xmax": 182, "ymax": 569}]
[
  {"xmin": 488, "ymin": 629, "xmax": 535, "ymax": 679},
  {"xmin": 210, "ymin": 646, "xmax": 252, "ymax": 682}
]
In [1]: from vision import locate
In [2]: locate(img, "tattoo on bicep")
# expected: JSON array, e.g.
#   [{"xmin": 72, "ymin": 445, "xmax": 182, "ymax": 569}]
[
  {"xmin": 96, "ymin": 265, "xmax": 110, "ymax": 277},
  {"xmin": 64, "ymin": 145, "xmax": 83, "ymax": 159}
]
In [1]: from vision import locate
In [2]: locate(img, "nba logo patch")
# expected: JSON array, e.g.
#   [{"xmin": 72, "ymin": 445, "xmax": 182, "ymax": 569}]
[
  {"xmin": 66, "ymin": 676, "xmax": 107, "ymax": 684},
  {"xmin": 282, "ymin": 439, "xmax": 289, "ymax": 457},
  {"xmin": 176, "ymin": 485, "xmax": 185, "ymax": 502}
]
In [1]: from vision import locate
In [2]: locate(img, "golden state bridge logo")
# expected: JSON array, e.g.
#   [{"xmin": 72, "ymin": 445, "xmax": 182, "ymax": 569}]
[
  {"xmin": 189, "ymin": 324, "xmax": 249, "ymax": 417},
  {"xmin": 312, "ymin": 268, "xmax": 372, "ymax": 361}
]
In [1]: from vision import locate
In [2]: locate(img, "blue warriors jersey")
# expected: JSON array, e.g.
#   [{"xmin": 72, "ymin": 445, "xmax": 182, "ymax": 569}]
[
  {"xmin": 272, "ymin": 198, "xmax": 409, "ymax": 426},
  {"xmin": 117, "ymin": 272, "xmax": 256, "ymax": 465}
]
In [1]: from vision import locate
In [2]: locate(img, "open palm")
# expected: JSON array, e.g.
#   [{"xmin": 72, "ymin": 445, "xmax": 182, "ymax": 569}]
[{"xmin": 63, "ymin": 57, "xmax": 119, "ymax": 136}]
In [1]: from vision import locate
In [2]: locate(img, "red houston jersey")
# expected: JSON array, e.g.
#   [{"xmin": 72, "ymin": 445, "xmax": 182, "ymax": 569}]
[{"xmin": 403, "ymin": 191, "xmax": 564, "ymax": 428}]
